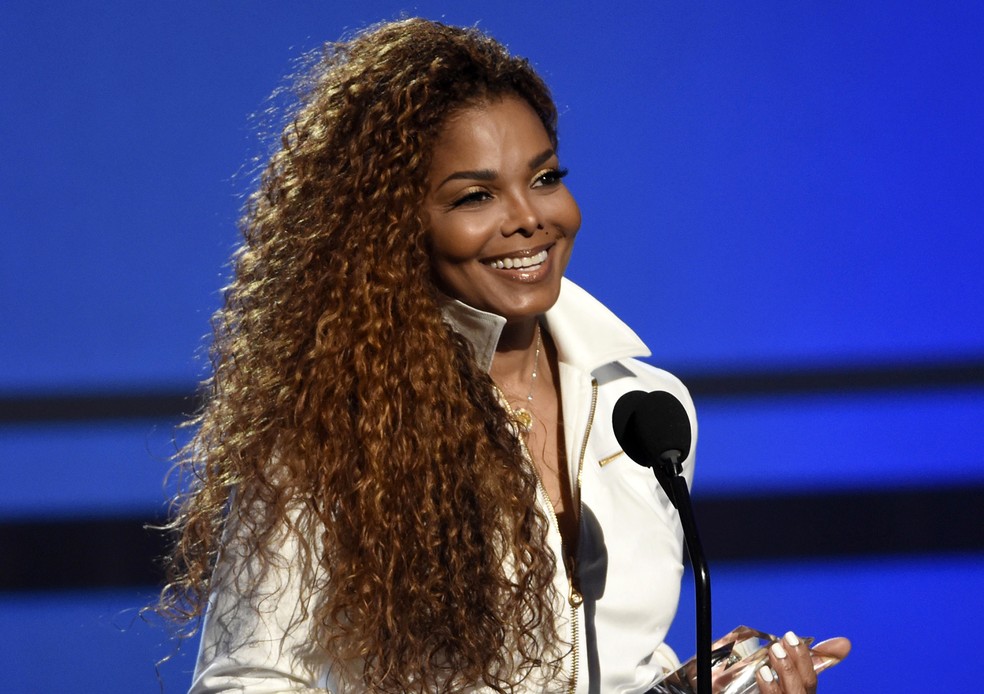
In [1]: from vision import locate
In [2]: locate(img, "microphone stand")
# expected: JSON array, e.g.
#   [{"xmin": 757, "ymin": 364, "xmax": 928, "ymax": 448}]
[{"xmin": 656, "ymin": 455, "xmax": 711, "ymax": 694}]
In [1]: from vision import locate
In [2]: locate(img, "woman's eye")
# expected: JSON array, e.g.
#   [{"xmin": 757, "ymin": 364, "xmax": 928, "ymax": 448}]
[
  {"xmin": 450, "ymin": 190, "xmax": 491, "ymax": 208},
  {"xmin": 532, "ymin": 167, "xmax": 569, "ymax": 188}
]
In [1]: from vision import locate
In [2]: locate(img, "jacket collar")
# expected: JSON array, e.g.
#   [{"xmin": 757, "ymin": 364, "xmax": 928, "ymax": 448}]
[{"xmin": 440, "ymin": 278, "xmax": 651, "ymax": 374}]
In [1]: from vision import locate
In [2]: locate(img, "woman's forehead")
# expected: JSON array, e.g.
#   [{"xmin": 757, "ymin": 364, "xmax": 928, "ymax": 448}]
[{"xmin": 429, "ymin": 97, "xmax": 552, "ymax": 172}]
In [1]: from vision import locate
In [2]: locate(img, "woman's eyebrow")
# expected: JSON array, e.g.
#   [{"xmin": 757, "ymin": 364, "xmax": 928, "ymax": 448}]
[
  {"xmin": 436, "ymin": 148, "xmax": 555, "ymax": 189},
  {"xmin": 437, "ymin": 168, "xmax": 497, "ymax": 188},
  {"xmin": 528, "ymin": 148, "xmax": 555, "ymax": 169}
]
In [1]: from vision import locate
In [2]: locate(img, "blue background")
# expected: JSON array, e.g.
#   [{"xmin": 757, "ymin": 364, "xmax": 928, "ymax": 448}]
[{"xmin": 2, "ymin": 1, "xmax": 982, "ymax": 691}]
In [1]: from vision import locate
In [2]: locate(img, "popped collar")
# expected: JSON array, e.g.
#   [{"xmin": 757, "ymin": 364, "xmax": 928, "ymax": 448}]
[{"xmin": 439, "ymin": 277, "xmax": 652, "ymax": 374}]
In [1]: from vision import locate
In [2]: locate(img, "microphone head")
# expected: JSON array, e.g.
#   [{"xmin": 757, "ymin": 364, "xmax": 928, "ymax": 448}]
[{"xmin": 612, "ymin": 390, "xmax": 692, "ymax": 470}]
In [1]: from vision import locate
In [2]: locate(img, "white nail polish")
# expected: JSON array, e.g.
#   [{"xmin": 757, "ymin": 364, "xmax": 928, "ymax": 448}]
[
  {"xmin": 759, "ymin": 665, "xmax": 775, "ymax": 683},
  {"xmin": 771, "ymin": 642, "xmax": 788, "ymax": 659},
  {"xmin": 784, "ymin": 631, "xmax": 800, "ymax": 647}
]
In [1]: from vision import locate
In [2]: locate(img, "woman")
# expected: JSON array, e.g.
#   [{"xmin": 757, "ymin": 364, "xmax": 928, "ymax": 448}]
[{"xmin": 161, "ymin": 18, "xmax": 840, "ymax": 693}]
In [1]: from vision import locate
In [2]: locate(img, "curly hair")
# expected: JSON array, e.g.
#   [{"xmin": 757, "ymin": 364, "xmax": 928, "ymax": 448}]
[{"xmin": 159, "ymin": 18, "xmax": 566, "ymax": 692}]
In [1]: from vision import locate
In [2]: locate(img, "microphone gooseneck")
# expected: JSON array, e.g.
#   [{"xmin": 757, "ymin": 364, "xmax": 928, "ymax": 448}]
[{"xmin": 613, "ymin": 390, "xmax": 710, "ymax": 694}]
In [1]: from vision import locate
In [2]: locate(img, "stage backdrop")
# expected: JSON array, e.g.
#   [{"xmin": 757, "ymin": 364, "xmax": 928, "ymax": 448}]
[{"xmin": 2, "ymin": 2, "xmax": 982, "ymax": 692}]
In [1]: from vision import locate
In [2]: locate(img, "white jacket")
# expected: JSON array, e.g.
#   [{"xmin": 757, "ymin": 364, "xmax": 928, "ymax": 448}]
[{"xmin": 190, "ymin": 279, "xmax": 697, "ymax": 694}]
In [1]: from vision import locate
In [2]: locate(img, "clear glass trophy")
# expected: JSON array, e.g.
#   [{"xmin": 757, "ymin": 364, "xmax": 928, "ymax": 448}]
[{"xmin": 647, "ymin": 626, "xmax": 845, "ymax": 694}]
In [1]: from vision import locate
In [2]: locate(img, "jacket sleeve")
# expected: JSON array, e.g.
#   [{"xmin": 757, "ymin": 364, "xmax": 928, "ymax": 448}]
[
  {"xmin": 188, "ymin": 508, "xmax": 336, "ymax": 694},
  {"xmin": 651, "ymin": 640, "xmax": 682, "ymax": 675}
]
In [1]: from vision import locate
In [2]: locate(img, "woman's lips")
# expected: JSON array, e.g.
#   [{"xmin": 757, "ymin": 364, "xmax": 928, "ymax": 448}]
[
  {"xmin": 481, "ymin": 241, "xmax": 555, "ymax": 272},
  {"xmin": 483, "ymin": 248, "xmax": 549, "ymax": 270}
]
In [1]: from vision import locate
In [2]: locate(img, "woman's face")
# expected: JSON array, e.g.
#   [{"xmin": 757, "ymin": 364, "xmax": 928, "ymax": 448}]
[{"xmin": 424, "ymin": 95, "xmax": 581, "ymax": 323}]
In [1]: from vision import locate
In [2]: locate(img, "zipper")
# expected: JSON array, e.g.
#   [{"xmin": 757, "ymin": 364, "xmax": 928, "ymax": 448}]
[
  {"xmin": 565, "ymin": 378, "xmax": 597, "ymax": 694},
  {"xmin": 500, "ymin": 378, "xmax": 598, "ymax": 693},
  {"xmin": 531, "ymin": 467, "xmax": 582, "ymax": 694}
]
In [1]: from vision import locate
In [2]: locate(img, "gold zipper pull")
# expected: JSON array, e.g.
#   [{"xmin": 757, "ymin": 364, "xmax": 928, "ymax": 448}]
[{"xmin": 568, "ymin": 582, "xmax": 583, "ymax": 608}]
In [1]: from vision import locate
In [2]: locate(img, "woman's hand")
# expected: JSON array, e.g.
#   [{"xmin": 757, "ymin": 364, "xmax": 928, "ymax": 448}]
[{"xmin": 755, "ymin": 633, "xmax": 851, "ymax": 693}]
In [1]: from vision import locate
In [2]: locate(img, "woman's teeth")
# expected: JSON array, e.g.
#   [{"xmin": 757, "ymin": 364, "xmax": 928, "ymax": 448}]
[{"xmin": 487, "ymin": 249, "xmax": 548, "ymax": 270}]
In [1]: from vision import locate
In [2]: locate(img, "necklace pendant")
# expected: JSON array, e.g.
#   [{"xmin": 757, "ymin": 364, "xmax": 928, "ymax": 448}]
[{"xmin": 513, "ymin": 408, "xmax": 533, "ymax": 434}]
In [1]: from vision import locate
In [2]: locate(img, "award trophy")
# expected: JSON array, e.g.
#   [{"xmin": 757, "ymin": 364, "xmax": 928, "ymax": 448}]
[{"xmin": 647, "ymin": 626, "xmax": 847, "ymax": 694}]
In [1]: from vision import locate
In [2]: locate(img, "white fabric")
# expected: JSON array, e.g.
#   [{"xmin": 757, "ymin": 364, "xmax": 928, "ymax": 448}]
[{"xmin": 190, "ymin": 278, "xmax": 697, "ymax": 693}]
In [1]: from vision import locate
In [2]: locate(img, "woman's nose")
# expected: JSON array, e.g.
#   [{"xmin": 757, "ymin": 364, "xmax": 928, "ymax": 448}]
[{"xmin": 501, "ymin": 192, "xmax": 543, "ymax": 237}]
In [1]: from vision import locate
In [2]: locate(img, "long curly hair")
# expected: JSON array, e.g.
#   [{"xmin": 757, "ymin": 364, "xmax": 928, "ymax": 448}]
[{"xmin": 160, "ymin": 18, "xmax": 565, "ymax": 692}]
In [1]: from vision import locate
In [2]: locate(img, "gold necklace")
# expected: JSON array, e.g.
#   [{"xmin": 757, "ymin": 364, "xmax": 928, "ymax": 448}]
[{"xmin": 499, "ymin": 322, "xmax": 542, "ymax": 436}]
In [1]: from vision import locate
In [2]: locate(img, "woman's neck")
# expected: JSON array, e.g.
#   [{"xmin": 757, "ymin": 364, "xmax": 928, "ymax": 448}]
[{"xmin": 489, "ymin": 317, "xmax": 541, "ymax": 392}]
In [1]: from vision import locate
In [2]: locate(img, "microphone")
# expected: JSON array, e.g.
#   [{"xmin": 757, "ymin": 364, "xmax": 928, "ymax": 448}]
[
  {"xmin": 612, "ymin": 390, "xmax": 692, "ymax": 489},
  {"xmin": 613, "ymin": 390, "xmax": 710, "ymax": 694}
]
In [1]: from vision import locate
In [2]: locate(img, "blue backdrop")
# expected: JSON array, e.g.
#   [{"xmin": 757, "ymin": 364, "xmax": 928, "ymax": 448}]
[{"xmin": 3, "ymin": 2, "xmax": 982, "ymax": 691}]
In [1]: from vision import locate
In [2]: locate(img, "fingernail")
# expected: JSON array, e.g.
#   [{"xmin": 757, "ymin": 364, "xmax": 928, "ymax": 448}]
[
  {"xmin": 784, "ymin": 631, "xmax": 800, "ymax": 647},
  {"xmin": 759, "ymin": 665, "xmax": 775, "ymax": 683},
  {"xmin": 771, "ymin": 642, "xmax": 788, "ymax": 659}
]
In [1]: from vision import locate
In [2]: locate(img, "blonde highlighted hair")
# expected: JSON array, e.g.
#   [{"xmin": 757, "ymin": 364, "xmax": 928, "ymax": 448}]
[{"xmin": 160, "ymin": 18, "xmax": 565, "ymax": 692}]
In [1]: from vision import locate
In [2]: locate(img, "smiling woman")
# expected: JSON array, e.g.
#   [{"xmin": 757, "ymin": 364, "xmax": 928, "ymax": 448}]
[
  {"xmin": 425, "ymin": 95, "xmax": 581, "ymax": 324},
  {"xmin": 157, "ymin": 17, "xmax": 837, "ymax": 694}
]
